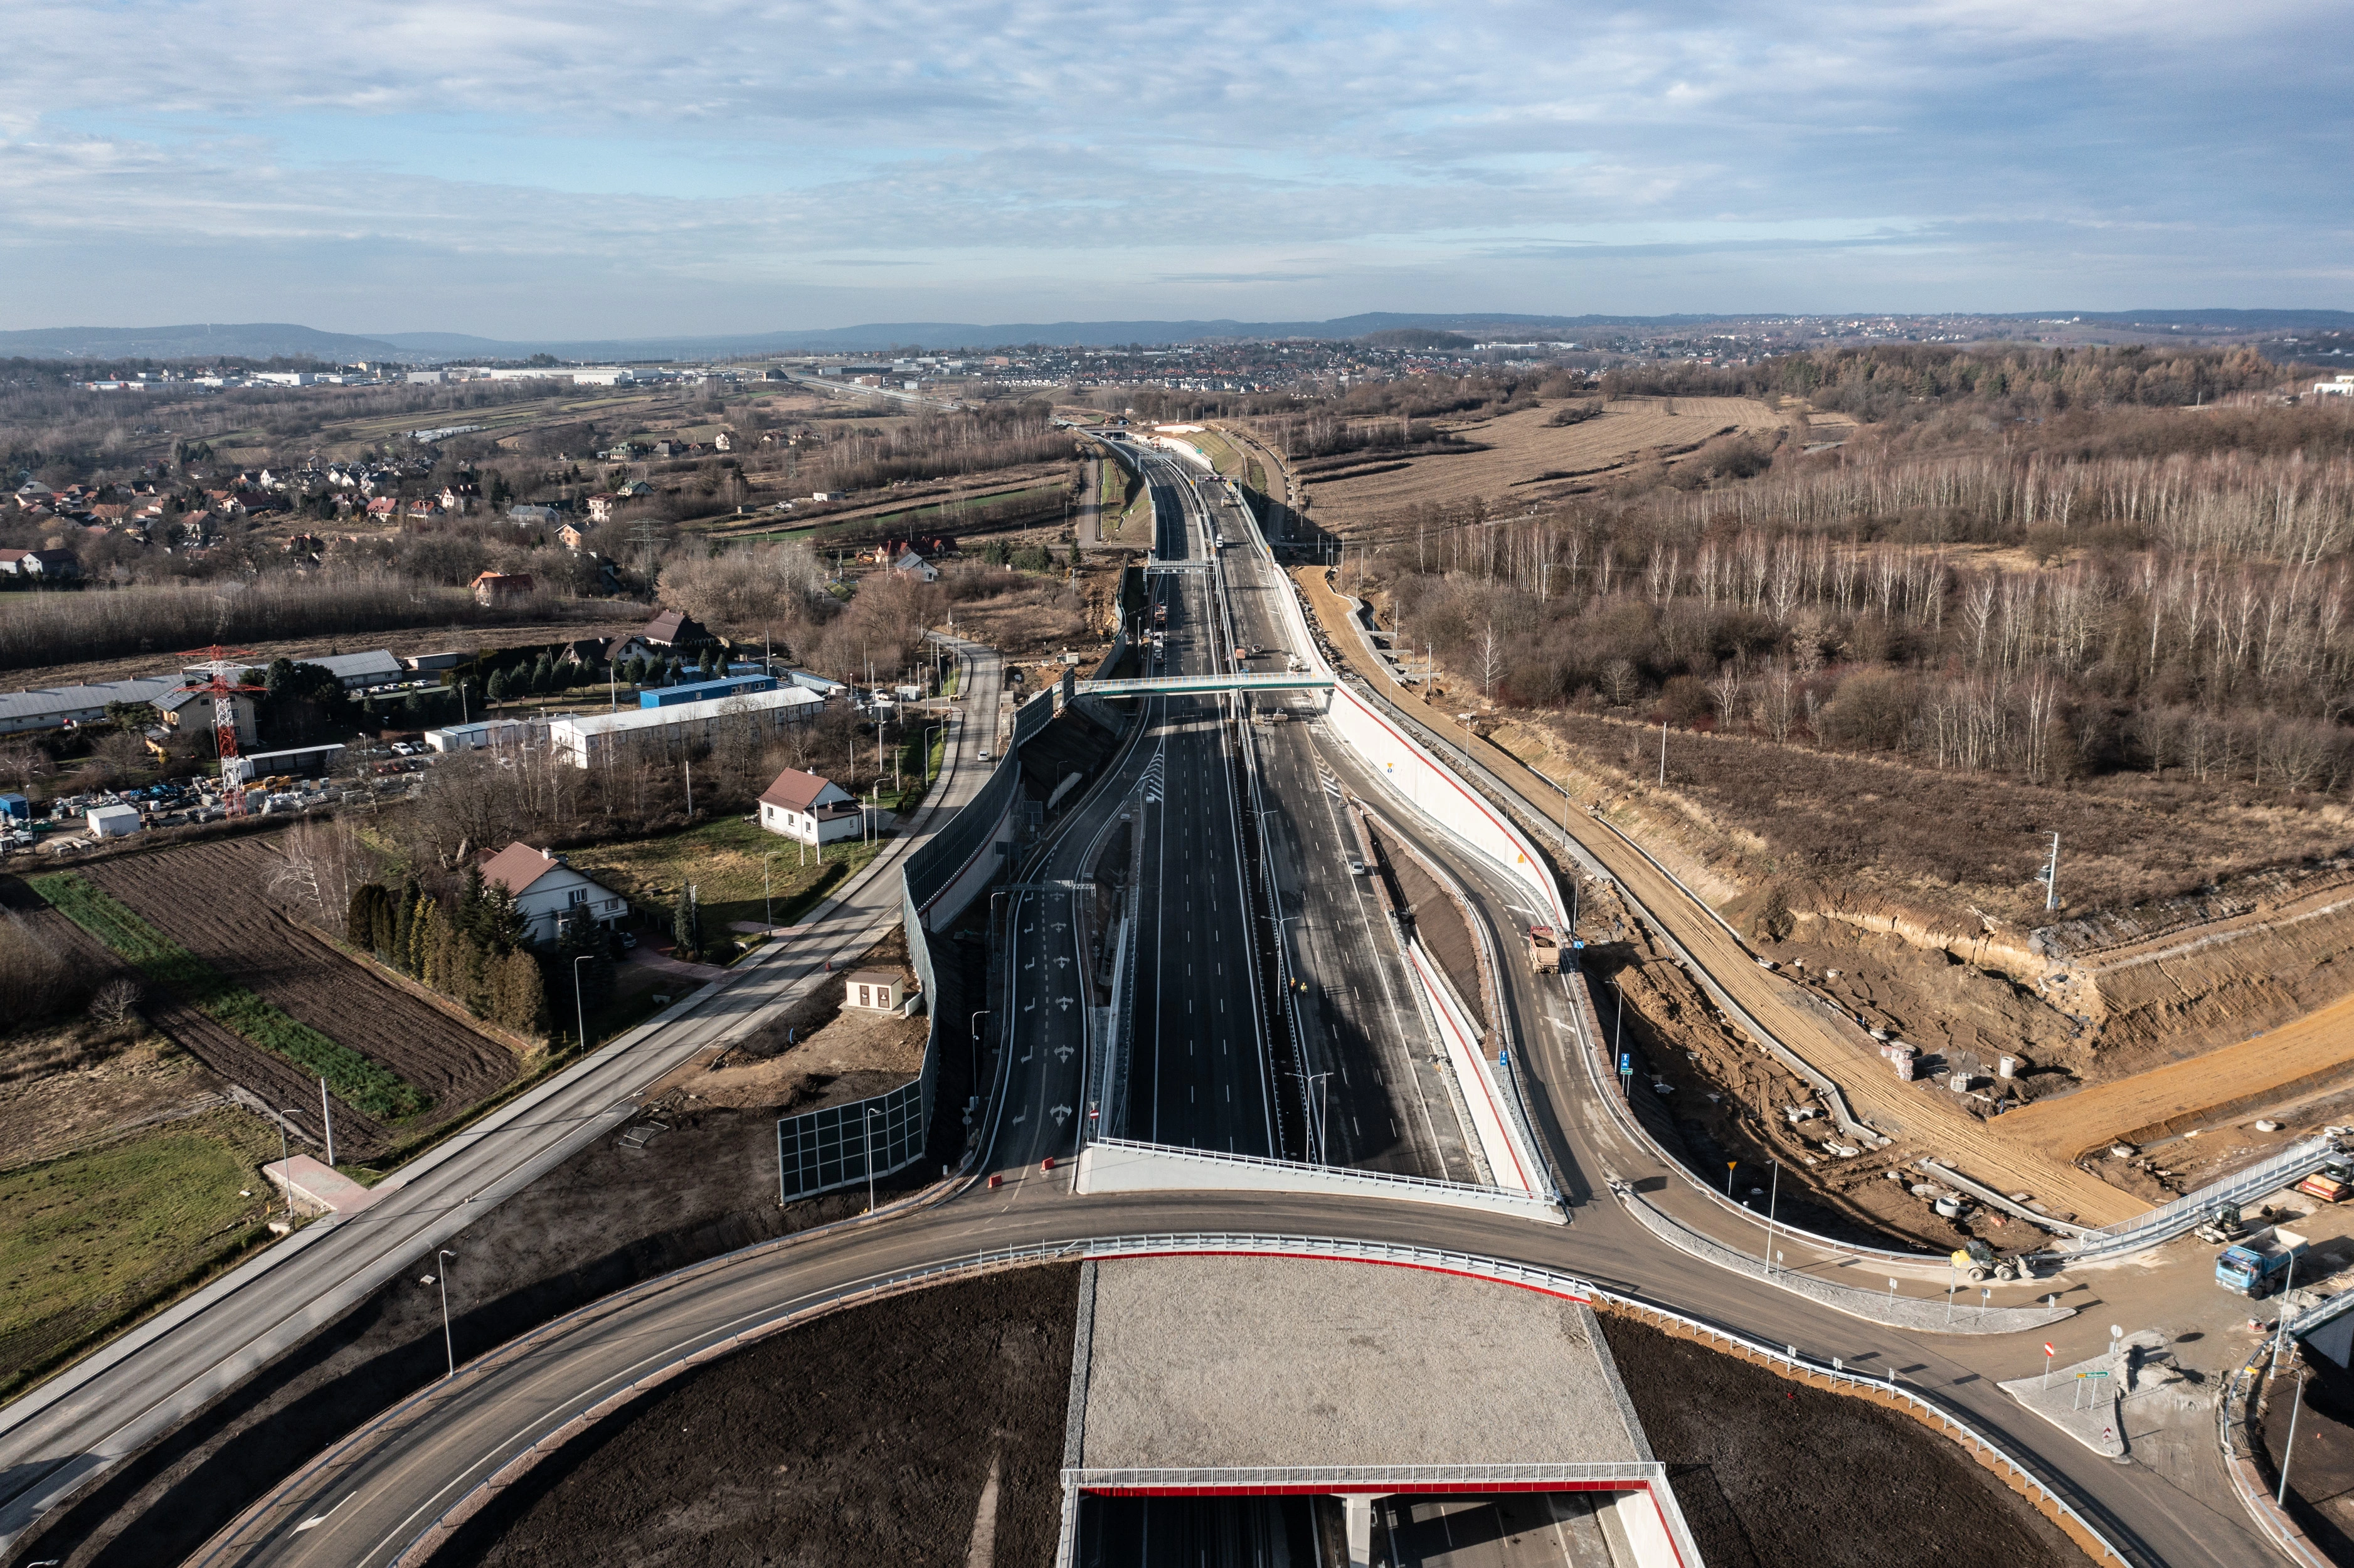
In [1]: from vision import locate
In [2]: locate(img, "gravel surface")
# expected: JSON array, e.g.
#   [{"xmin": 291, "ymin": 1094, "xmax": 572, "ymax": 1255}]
[
  {"xmin": 1079, "ymin": 1255, "xmax": 1643, "ymax": 1468},
  {"xmin": 431, "ymin": 1264, "xmax": 1081, "ymax": 1567}
]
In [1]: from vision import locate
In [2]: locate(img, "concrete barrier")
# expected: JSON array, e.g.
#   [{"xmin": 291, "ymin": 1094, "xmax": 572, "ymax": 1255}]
[
  {"xmin": 1073, "ymin": 1138, "xmax": 1564, "ymax": 1225},
  {"xmin": 1403, "ymin": 940, "xmax": 1542, "ymax": 1197}
]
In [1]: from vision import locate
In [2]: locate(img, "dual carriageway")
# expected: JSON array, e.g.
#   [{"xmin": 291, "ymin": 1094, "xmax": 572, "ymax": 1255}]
[{"xmin": 0, "ymin": 445, "xmax": 2301, "ymax": 1568}]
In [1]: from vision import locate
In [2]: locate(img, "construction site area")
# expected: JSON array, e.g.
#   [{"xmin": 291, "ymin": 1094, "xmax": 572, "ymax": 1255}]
[{"xmin": 1290, "ymin": 561, "xmax": 2354, "ymax": 1256}]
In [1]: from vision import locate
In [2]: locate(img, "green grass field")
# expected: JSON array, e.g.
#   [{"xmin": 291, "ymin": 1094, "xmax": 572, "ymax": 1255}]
[
  {"xmin": 28, "ymin": 875, "xmax": 423, "ymax": 1119},
  {"xmin": 563, "ymin": 817, "xmax": 887, "ymax": 941},
  {"xmin": 0, "ymin": 1110, "xmax": 278, "ymax": 1393}
]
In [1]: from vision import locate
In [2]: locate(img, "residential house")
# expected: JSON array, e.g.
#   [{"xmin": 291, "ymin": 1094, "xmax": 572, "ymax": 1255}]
[
  {"xmin": 756, "ymin": 766, "xmax": 864, "ymax": 845},
  {"xmin": 365, "ymin": 496, "xmax": 400, "ymax": 521},
  {"xmin": 640, "ymin": 608, "xmax": 717, "ymax": 650},
  {"xmin": 439, "ymin": 484, "xmax": 479, "ymax": 515},
  {"xmin": 892, "ymin": 549, "xmax": 940, "ymax": 584},
  {"xmin": 471, "ymin": 571, "xmax": 536, "ymax": 607},
  {"xmin": 153, "ymin": 686, "xmax": 260, "ymax": 747},
  {"xmin": 0, "ymin": 548, "xmax": 82, "ymax": 580},
  {"xmin": 713, "ymin": 430, "xmax": 733, "ymax": 452},
  {"xmin": 477, "ymin": 842, "xmax": 628, "ymax": 943},
  {"xmin": 556, "ymin": 522, "xmax": 589, "ymax": 551},
  {"xmin": 586, "ymin": 492, "xmax": 619, "ymax": 522},
  {"xmin": 508, "ymin": 504, "xmax": 560, "ymax": 526}
]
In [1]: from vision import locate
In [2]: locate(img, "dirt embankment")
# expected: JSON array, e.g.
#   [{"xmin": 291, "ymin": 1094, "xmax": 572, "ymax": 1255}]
[
  {"xmin": 428, "ymin": 1264, "xmax": 1080, "ymax": 1567},
  {"xmin": 1599, "ymin": 1311, "xmax": 2091, "ymax": 1568}
]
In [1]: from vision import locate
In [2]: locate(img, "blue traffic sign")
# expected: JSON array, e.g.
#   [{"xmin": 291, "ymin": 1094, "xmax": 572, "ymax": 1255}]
[{"xmin": 1619, "ymin": 1054, "xmax": 1632, "ymax": 1074}]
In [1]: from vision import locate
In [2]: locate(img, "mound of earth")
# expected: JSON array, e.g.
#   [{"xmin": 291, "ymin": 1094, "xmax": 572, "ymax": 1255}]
[{"xmin": 429, "ymin": 1264, "xmax": 1080, "ymax": 1567}]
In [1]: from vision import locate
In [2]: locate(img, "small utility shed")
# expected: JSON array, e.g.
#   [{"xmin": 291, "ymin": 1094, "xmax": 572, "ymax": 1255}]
[
  {"xmin": 86, "ymin": 803, "xmax": 140, "ymax": 838},
  {"xmin": 844, "ymin": 970, "xmax": 903, "ymax": 1012}
]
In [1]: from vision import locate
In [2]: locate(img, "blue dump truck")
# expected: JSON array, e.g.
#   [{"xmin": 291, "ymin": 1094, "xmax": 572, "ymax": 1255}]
[{"xmin": 2217, "ymin": 1227, "xmax": 2309, "ymax": 1297}]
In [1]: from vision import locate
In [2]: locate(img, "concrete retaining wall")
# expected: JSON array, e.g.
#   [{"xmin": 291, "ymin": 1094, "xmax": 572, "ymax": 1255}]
[
  {"xmin": 1404, "ymin": 939, "xmax": 1542, "ymax": 1196},
  {"xmin": 1073, "ymin": 1138, "xmax": 1563, "ymax": 1225},
  {"xmin": 1324, "ymin": 682, "xmax": 1569, "ymax": 933}
]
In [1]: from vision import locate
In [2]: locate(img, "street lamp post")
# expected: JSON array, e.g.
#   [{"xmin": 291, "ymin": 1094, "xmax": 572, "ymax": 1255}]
[
  {"xmin": 423, "ymin": 1248, "xmax": 458, "ymax": 1378},
  {"xmin": 1764, "ymin": 1160, "xmax": 1779, "ymax": 1272},
  {"xmin": 970, "ymin": 1010, "xmax": 991, "ymax": 1098},
  {"xmin": 2280, "ymin": 1367, "xmax": 2311, "ymax": 1505},
  {"xmin": 273, "ymin": 1110, "xmax": 295, "ymax": 1222},
  {"xmin": 573, "ymin": 953, "xmax": 593, "ymax": 1056},
  {"xmin": 763, "ymin": 851, "xmax": 777, "ymax": 932},
  {"xmin": 864, "ymin": 1106, "xmax": 881, "ymax": 1214}
]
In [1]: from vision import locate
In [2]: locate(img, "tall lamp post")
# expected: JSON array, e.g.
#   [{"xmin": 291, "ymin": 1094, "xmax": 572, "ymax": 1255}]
[
  {"xmin": 970, "ymin": 1010, "xmax": 991, "ymax": 1097},
  {"xmin": 573, "ymin": 953, "xmax": 593, "ymax": 1056},
  {"xmin": 864, "ymin": 1106, "xmax": 881, "ymax": 1214},
  {"xmin": 763, "ymin": 851, "xmax": 777, "ymax": 932},
  {"xmin": 422, "ymin": 1249, "xmax": 458, "ymax": 1378}
]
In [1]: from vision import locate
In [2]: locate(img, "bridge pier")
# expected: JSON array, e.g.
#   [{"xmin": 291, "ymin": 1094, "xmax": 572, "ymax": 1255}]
[{"xmin": 1342, "ymin": 1494, "xmax": 1373, "ymax": 1568}]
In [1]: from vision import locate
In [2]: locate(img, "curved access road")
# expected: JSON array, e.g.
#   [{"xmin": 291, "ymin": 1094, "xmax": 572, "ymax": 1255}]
[{"xmin": 0, "ymin": 639, "xmax": 1005, "ymax": 1554}]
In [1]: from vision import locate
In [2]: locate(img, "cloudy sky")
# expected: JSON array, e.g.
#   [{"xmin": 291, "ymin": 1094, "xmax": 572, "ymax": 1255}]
[{"xmin": 3, "ymin": 0, "xmax": 2346, "ymax": 336}]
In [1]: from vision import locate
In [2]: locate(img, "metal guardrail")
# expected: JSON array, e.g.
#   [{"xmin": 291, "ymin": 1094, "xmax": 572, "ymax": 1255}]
[
  {"xmin": 2058, "ymin": 1137, "xmax": 2340, "ymax": 1261},
  {"xmin": 1061, "ymin": 1461, "xmax": 1705, "ymax": 1568},
  {"xmin": 1068, "ymin": 1461, "xmax": 1668, "ymax": 1488}
]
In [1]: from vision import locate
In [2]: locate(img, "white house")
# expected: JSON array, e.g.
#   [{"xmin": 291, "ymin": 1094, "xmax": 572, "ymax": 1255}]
[
  {"xmin": 892, "ymin": 549, "xmax": 940, "ymax": 583},
  {"xmin": 477, "ymin": 842, "xmax": 628, "ymax": 943},
  {"xmin": 2316, "ymin": 376, "xmax": 2354, "ymax": 400},
  {"xmin": 757, "ymin": 766, "xmax": 864, "ymax": 845}
]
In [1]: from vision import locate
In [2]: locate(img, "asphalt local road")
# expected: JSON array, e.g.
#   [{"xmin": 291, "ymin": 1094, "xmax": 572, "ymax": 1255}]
[
  {"xmin": 0, "ymin": 637, "xmax": 1005, "ymax": 1554},
  {"xmin": 0, "ymin": 484, "xmax": 2281, "ymax": 1568}
]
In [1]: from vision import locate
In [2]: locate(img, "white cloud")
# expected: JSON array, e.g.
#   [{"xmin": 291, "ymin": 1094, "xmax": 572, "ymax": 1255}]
[{"xmin": 0, "ymin": 0, "xmax": 2345, "ymax": 329}]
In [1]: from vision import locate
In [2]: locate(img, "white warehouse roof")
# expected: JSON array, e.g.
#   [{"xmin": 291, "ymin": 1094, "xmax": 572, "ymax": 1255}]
[
  {"xmin": 0, "ymin": 674, "xmax": 183, "ymax": 733},
  {"xmin": 307, "ymin": 649, "xmax": 405, "ymax": 686},
  {"xmin": 548, "ymin": 685, "xmax": 824, "ymax": 761}
]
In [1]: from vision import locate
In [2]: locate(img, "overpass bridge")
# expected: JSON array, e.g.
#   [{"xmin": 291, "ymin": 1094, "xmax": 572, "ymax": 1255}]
[{"xmin": 1074, "ymin": 672, "xmax": 1335, "ymax": 697}]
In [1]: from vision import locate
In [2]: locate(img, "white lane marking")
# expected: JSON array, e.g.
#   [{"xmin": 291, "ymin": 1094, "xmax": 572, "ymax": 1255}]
[{"xmin": 295, "ymin": 1492, "xmax": 358, "ymax": 1531}]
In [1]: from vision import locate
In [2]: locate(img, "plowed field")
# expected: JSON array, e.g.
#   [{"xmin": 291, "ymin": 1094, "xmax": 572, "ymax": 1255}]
[
  {"xmin": 1305, "ymin": 396, "xmax": 1782, "ymax": 529},
  {"xmin": 83, "ymin": 839, "xmax": 520, "ymax": 1151}
]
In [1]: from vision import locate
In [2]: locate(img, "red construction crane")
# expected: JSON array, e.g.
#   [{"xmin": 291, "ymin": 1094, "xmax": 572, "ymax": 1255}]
[{"xmin": 177, "ymin": 647, "xmax": 264, "ymax": 813}]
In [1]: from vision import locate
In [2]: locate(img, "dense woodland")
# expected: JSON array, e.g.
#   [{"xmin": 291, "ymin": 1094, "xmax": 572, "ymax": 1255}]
[{"xmin": 1356, "ymin": 351, "xmax": 2354, "ymax": 797}]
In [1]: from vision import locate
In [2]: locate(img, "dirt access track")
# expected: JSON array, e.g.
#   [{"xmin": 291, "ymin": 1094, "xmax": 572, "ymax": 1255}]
[
  {"xmin": 1295, "ymin": 563, "xmax": 2146, "ymax": 1229},
  {"xmin": 82, "ymin": 837, "xmax": 521, "ymax": 1154}
]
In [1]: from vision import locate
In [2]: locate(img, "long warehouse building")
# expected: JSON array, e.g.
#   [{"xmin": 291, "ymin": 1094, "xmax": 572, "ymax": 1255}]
[{"xmin": 548, "ymin": 684, "xmax": 824, "ymax": 767}]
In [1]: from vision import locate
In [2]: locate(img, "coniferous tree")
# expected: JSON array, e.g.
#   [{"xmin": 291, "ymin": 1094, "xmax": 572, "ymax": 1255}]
[
  {"xmin": 496, "ymin": 949, "xmax": 548, "ymax": 1032},
  {"xmin": 346, "ymin": 882, "xmax": 379, "ymax": 948},
  {"xmin": 672, "ymin": 883, "xmax": 701, "ymax": 963}
]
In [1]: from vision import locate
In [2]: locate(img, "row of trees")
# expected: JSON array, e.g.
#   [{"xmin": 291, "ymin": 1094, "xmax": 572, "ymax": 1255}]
[{"xmin": 344, "ymin": 866, "xmax": 559, "ymax": 1034}]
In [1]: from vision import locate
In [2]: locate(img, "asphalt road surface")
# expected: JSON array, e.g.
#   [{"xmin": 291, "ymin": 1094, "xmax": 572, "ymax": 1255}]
[
  {"xmin": 1121, "ymin": 454, "xmax": 1277, "ymax": 1156},
  {"xmin": 0, "ymin": 638, "xmax": 1005, "ymax": 1555},
  {"xmin": 1, "ymin": 471, "xmax": 2294, "ymax": 1568}
]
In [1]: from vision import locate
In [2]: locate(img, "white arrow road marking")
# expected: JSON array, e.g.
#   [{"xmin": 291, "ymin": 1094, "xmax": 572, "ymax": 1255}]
[
  {"xmin": 1051, "ymin": 1104, "xmax": 1073, "ymax": 1125},
  {"xmin": 1057, "ymin": 997, "xmax": 1073, "ymax": 1011},
  {"xmin": 1013, "ymin": 1109, "xmax": 1027, "ymax": 1123},
  {"xmin": 1055, "ymin": 1044, "xmax": 1075, "ymax": 1061},
  {"xmin": 295, "ymin": 1494, "xmax": 358, "ymax": 1532}
]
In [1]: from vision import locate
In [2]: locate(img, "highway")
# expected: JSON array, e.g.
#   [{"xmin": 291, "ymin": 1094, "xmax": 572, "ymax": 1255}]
[
  {"xmin": 1122, "ymin": 454, "xmax": 1279, "ymax": 1155},
  {"xmin": 171, "ymin": 460, "xmax": 2277, "ymax": 1568},
  {"xmin": 0, "ymin": 638, "xmax": 1006, "ymax": 1555},
  {"xmin": 0, "ymin": 459, "xmax": 2292, "ymax": 1568}
]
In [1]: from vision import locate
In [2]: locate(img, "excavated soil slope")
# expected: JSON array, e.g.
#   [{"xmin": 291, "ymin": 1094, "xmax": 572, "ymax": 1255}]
[
  {"xmin": 1296, "ymin": 565, "xmax": 2143, "ymax": 1230},
  {"xmin": 429, "ymin": 1265, "xmax": 1080, "ymax": 1567},
  {"xmin": 1599, "ymin": 1312, "xmax": 2087, "ymax": 1568}
]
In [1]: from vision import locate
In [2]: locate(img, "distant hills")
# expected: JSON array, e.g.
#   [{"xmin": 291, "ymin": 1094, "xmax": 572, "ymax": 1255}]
[{"xmin": 3, "ymin": 309, "xmax": 2349, "ymax": 365}]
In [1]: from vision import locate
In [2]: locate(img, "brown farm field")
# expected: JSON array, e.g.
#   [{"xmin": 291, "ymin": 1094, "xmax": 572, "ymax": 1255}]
[
  {"xmin": 1293, "ymin": 396, "xmax": 1785, "ymax": 531},
  {"xmin": 78, "ymin": 837, "xmax": 522, "ymax": 1155}
]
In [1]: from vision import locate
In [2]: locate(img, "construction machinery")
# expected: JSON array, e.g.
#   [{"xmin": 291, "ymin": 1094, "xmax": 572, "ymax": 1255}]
[{"xmin": 1526, "ymin": 925, "xmax": 1562, "ymax": 973}]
